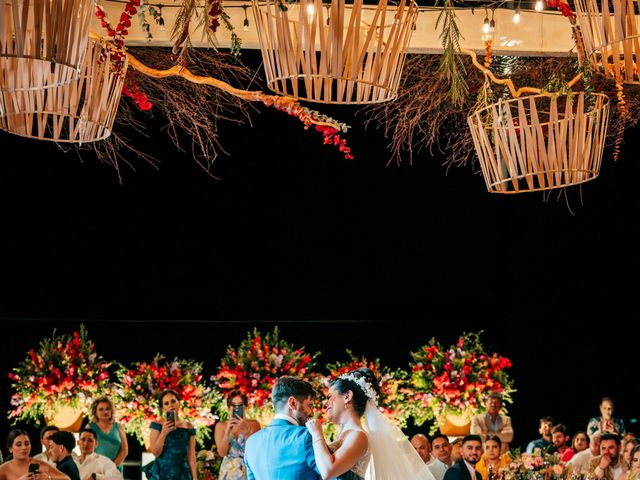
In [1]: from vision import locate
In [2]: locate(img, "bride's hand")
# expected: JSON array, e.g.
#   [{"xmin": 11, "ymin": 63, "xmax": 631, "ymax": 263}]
[{"xmin": 306, "ymin": 418, "xmax": 324, "ymax": 439}]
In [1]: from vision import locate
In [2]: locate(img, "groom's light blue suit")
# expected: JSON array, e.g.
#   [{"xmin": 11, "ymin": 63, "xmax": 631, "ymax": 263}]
[{"xmin": 244, "ymin": 418, "xmax": 321, "ymax": 480}]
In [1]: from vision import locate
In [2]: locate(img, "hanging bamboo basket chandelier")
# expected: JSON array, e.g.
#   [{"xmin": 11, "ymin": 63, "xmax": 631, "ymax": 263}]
[
  {"xmin": 251, "ymin": 0, "xmax": 418, "ymax": 104},
  {"xmin": 0, "ymin": 0, "xmax": 94, "ymax": 92},
  {"xmin": 467, "ymin": 93, "xmax": 610, "ymax": 194},
  {"xmin": 573, "ymin": 0, "xmax": 640, "ymax": 84},
  {"xmin": 0, "ymin": 39, "xmax": 128, "ymax": 143}
]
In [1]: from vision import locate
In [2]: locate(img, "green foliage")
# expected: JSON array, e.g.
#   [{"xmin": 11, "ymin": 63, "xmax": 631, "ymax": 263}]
[{"xmin": 436, "ymin": 0, "xmax": 469, "ymax": 107}]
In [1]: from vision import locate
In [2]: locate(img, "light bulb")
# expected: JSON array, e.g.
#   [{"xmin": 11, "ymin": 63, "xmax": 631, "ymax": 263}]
[
  {"xmin": 482, "ymin": 17, "xmax": 490, "ymax": 34},
  {"xmin": 243, "ymin": 18, "xmax": 249, "ymax": 31},
  {"xmin": 535, "ymin": 0, "xmax": 543, "ymax": 11},
  {"xmin": 489, "ymin": 18, "xmax": 495, "ymax": 31},
  {"xmin": 306, "ymin": 3, "xmax": 315, "ymax": 18},
  {"xmin": 512, "ymin": 8, "xmax": 521, "ymax": 23}
]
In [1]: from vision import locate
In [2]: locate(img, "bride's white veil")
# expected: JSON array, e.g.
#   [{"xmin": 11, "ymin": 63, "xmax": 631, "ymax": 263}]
[{"xmin": 363, "ymin": 400, "xmax": 438, "ymax": 480}]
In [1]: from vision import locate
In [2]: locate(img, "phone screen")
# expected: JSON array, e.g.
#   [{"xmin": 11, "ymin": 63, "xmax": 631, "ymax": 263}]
[
  {"xmin": 28, "ymin": 464, "xmax": 39, "ymax": 474},
  {"xmin": 166, "ymin": 411, "xmax": 176, "ymax": 422},
  {"xmin": 232, "ymin": 405, "xmax": 244, "ymax": 418}
]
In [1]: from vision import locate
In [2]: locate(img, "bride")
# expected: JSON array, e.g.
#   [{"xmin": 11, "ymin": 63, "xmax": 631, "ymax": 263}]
[{"xmin": 306, "ymin": 368, "xmax": 437, "ymax": 480}]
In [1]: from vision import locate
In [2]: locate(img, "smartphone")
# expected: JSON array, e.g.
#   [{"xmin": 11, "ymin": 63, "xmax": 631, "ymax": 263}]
[
  {"xmin": 166, "ymin": 411, "xmax": 176, "ymax": 422},
  {"xmin": 232, "ymin": 404, "xmax": 244, "ymax": 419},
  {"xmin": 28, "ymin": 464, "xmax": 39, "ymax": 474}
]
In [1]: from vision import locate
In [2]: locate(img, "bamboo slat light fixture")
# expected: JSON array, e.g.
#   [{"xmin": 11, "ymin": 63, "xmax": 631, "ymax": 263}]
[
  {"xmin": 0, "ymin": 0, "xmax": 94, "ymax": 92},
  {"xmin": 0, "ymin": 39, "xmax": 128, "ymax": 143},
  {"xmin": 467, "ymin": 93, "xmax": 610, "ymax": 194},
  {"xmin": 573, "ymin": 0, "xmax": 640, "ymax": 84},
  {"xmin": 251, "ymin": 0, "xmax": 418, "ymax": 104}
]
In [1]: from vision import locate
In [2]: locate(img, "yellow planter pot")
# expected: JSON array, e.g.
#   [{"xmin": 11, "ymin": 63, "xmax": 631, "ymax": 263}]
[
  {"xmin": 44, "ymin": 404, "xmax": 84, "ymax": 432},
  {"xmin": 438, "ymin": 410, "xmax": 472, "ymax": 436}
]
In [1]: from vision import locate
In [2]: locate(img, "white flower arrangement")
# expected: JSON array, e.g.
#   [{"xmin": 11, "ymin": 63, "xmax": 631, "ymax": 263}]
[{"xmin": 339, "ymin": 373, "xmax": 379, "ymax": 404}]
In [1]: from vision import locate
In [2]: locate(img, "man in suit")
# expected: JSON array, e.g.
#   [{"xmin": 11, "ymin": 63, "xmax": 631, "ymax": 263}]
[
  {"xmin": 245, "ymin": 376, "xmax": 320, "ymax": 480},
  {"xmin": 470, "ymin": 393, "xmax": 514, "ymax": 453},
  {"xmin": 443, "ymin": 435, "xmax": 483, "ymax": 480}
]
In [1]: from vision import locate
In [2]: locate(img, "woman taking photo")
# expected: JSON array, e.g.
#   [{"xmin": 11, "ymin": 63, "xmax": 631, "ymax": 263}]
[
  {"xmin": 0, "ymin": 430, "xmax": 69, "ymax": 480},
  {"xmin": 89, "ymin": 397, "xmax": 129, "ymax": 472},
  {"xmin": 214, "ymin": 390, "xmax": 261, "ymax": 480},
  {"xmin": 143, "ymin": 389, "xmax": 197, "ymax": 480}
]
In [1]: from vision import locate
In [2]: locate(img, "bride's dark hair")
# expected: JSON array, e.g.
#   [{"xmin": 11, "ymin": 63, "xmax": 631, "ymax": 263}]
[{"xmin": 332, "ymin": 367, "xmax": 381, "ymax": 416}]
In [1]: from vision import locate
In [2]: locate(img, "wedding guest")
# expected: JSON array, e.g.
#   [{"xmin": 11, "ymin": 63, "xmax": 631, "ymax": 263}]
[
  {"xmin": 619, "ymin": 445, "xmax": 640, "ymax": 480},
  {"xmin": 443, "ymin": 435, "xmax": 483, "ymax": 480},
  {"xmin": 588, "ymin": 398, "xmax": 625, "ymax": 438},
  {"xmin": 428, "ymin": 434, "xmax": 453, "ymax": 480},
  {"xmin": 48, "ymin": 432, "xmax": 81, "ymax": 480},
  {"xmin": 411, "ymin": 434, "xmax": 434, "ymax": 464},
  {"xmin": 551, "ymin": 424, "xmax": 570, "ymax": 457},
  {"xmin": 588, "ymin": 433, "xmax": 625, "ymax": 480},
  {"xmin": 475, "ymin": 435, "xmax": 510, "ymax": 480},
  {"xmin": 622, "ymin": 433, "xmax": 637, "ymax": 457},
  {"xmin": 569, "ymin": 433, "xmax": 602, "ymax": 476},
  {"xmin": 470, "ymin": 393, "xmax": 514, "ymax": 454},
  {"xmin": 526, "ymin": 417, "xmax": 554, "ymax": 453},
  {"xmin": 622, "ymin": 439, "xmax": 639, "ymax": 470},
  {"xmin": 562, "ymin": 431, "xmax": 590, "ymax": 462},
  {"xmin": 33, "ymin": 426, "xmax": 60, "ymax": 466},
  {"xmin": 451, "ymin": 438, "xmax": 464, "ymax": 464},
  {"xmin": 88, "ymin": 397, "xmax": 128, "ymax": 472},
  {"xmin": 214, "ymin": 390, "xmax": 261, "ymax": 480},
  {"xmin": 0, "ymin": 430, "xmax": 69, "ymax": 480},
  {"xmin": 142, "ymin": 389, "xmax": 197, "ymax": 480},
  {"xmin": 75, "ymin": 429, "xmax": 122, "ymax": 480}
]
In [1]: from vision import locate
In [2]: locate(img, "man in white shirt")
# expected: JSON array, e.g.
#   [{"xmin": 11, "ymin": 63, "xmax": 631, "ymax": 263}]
[
  {"xmin": 569, "ymin": 433, "xmax": 601, "ymax": 475},
  {"xmin": 428, "ymin": 433, "xmax": 453, "ymax": 480},
  {"xmin": 411, "ymin": 434, "xmax": 435, "ymax": 464},
  {"xmin": 74, "ymin": 429, "xmax": 123, "ymax": 480}
]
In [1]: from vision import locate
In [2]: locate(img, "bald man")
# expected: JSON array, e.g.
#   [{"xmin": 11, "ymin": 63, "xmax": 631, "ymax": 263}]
[{"xmin": 411, "ymin": 433, "xmax": 434, "ymax": 464}]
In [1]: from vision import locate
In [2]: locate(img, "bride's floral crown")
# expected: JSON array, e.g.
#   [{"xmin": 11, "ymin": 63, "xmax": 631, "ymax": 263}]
[{"xmin": 339, "ymin": 373, "xmax": 379, "ymax": 404}]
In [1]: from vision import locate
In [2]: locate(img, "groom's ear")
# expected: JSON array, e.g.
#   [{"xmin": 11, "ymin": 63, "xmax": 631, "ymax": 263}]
[{"xmin": 287, "ymin": 396, "xmax": 298, "ymax": 410}]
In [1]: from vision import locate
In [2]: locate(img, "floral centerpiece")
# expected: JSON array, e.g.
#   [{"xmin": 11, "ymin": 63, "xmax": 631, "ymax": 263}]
[
  {"xmin": 500, "ymin": 450, "xmax": 568, "ymax": 480},
  {"xmin": 8, "ymin": 325, "xmax": 111, "ymax": 425},
  {"xmin": 409, "ymin": 331, "xmax": 514, "ymax": 433},
  {"xmin": 320, "ymin": 350, "xmax": 412, "ymax": 429},
  {"xmin": 213, "ymin": 327, "xmax": 319, "ymax": 425},
  {"xmin": 196, "ymin": 448, "xmax": 222, "ymax": 480},
  {"xmin": 113, "ymin": 354, "xmax": 223, "ymax": 446}
]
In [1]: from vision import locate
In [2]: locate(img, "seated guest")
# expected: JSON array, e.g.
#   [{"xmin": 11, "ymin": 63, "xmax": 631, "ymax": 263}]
[
  {"xmin": 475, "ymin": 435, "xmax": 510, "ymax": 480},
  {"xmin": 471, "ymin": 393, "xmax": 514, "ymax": 454},
  {"xmin": 75, "ymin": 430, "xmax": 122, "ymax": 480},
  {"xmin": 411, "ymin": 434, "xmax": 434, "ymax": 464},
  {"xmin": 588, "ymin": 398, "xmax": 625, "ymax": 439},
  {"xmin": 526, "ymin": 417, "xmax": 554, "ymax": 454},
  {"xmin": 569, "ymin": 433, "xmax": 602, "ymax": 476},
  {"xmin": 49, "ymin": 432, "xmax": 80, "ymax": 480},
  {"xmin": 621, "ymin": 439, "xmax": 639, "ymax": 470},
  {"xmin": 619, "ymin": 445, "xmax": 640, "ymax": 480},
  {"xmin": 451, "ymin": 438, "xmax": 464, "ymax": 464},
  {"xmin": 589, "ymin": 433, "xmax": 625, "ymax": 480},
  {"xmin": 33, "ymin": 427, "xmax": 60, "ymax": 466},
  {"xmin": 443, "ymin": 435, "xmax": 483, "ymax": 480},
  {"xmin": 551, "ymin": 424, "xmax": 570, "ymax": 457},
  {"xmin": 428, "ymin": 434, "xmax": 453, "ymax": 480},
  {"xmin": 0, "ymin": 429, "xmax": 69, "ymax": 480},
  {"xmin": 562, "ymin": 431, "xmax": 589, "ymax": 462}
]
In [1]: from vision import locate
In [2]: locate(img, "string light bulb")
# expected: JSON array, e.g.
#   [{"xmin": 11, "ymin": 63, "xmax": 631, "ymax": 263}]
[
  {"xmin": 535, "ymin": 0, "xmax": 544, "ymax": 11},
  {"xmin": 306, "ymin": 3, "xmax": 315, "ymax": 19},
  {"xmin": 512, "ymin": 7, "xmax": 521, "ymax": 23},
  {"xmin": 242, "ymin": 5, "xmax": 249, "ymax": 32},
  {"xmin": 482, "ymin": 9, "xmax": 490, "ymax": 34},
  {"xmin": 489, "ymin": 9, "xmax": 495, "ymax": 32},
  {"xmin": 158, "ymin": 4, "xmax": 165, "ymax": 32}
]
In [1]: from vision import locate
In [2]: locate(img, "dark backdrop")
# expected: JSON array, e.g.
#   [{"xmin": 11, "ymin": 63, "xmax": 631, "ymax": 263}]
[{"xmin": 0, "ymin": 50, "xmax": 638, "ymax": 462}]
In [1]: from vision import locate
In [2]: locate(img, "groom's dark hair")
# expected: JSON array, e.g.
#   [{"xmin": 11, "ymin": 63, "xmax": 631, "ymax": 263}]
[{"xmin": 272, "ymin": 376, "xmax": 316, "ymax": 411}]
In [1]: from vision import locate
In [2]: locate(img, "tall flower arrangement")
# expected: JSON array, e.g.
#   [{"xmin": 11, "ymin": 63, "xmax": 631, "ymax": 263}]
[
  {"xmin": 8, "ymin": 325, "xmax": 111, "ymax": 423},
  {"xmin": 322, "ymin": 350, "xmax": 412, "ymax": 428},
  {"xmin": 113, "ymin": 354, "xmax": 223, "ymax": 446},
  {"xmin": 213, "ymin": 327, "xmax": 318, "ymax": 424},
  {"xmin": 409, "ymin": 331, "xmax": 514, "ymax": 431}
]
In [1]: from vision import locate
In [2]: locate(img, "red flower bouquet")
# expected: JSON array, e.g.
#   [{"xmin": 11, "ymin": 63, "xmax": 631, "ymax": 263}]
[
  {"xmin": 113, "ymin": 354, "xmax": 222, "ymax": 445},
  {"xmin": 8, "ymin": 325, "xmax": 111, "ymax": 423}
]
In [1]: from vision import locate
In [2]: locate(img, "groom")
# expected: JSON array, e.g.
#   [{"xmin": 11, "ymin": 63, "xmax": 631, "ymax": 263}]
[{"xmin": 244, "ymin": 376, "xmax": 320, "ymax": 480}]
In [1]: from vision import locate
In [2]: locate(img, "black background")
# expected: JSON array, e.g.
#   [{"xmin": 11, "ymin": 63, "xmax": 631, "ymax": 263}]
[{"xmin": 0, "ymin": 50, "xmax": 638, "ymax": 465}]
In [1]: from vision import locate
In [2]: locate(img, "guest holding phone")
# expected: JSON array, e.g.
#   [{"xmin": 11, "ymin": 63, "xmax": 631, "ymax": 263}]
[
  {"xmin": 214, "ymin": 391, "xmax": 261, "ymax": 480},
  {"xmin": 142, "ymin": 390, "xmax": 197, "ymax": 480},
  {"xmin": 0, "ymin": 429, "xmax": 69, "ymax": 480}
]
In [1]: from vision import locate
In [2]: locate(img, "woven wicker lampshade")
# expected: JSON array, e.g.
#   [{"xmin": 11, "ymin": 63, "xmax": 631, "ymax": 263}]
[
  {"xmin": 0, "ymin": 0, "xmax": 93, "ymax": 92},
  {"xmin": 573, "ymin": 0, "xmax": 640, "ymax": 84},
  {"xmin": 467, "ymin": 93, "xmax": 610, "ymax": 194},
  {"xmin": 252, "ymin": 0, "xmax": 418, "ymax": 104},
  {"xmin": 0, "ymin": 39, "xmax": 127, "ymax": 143}
]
